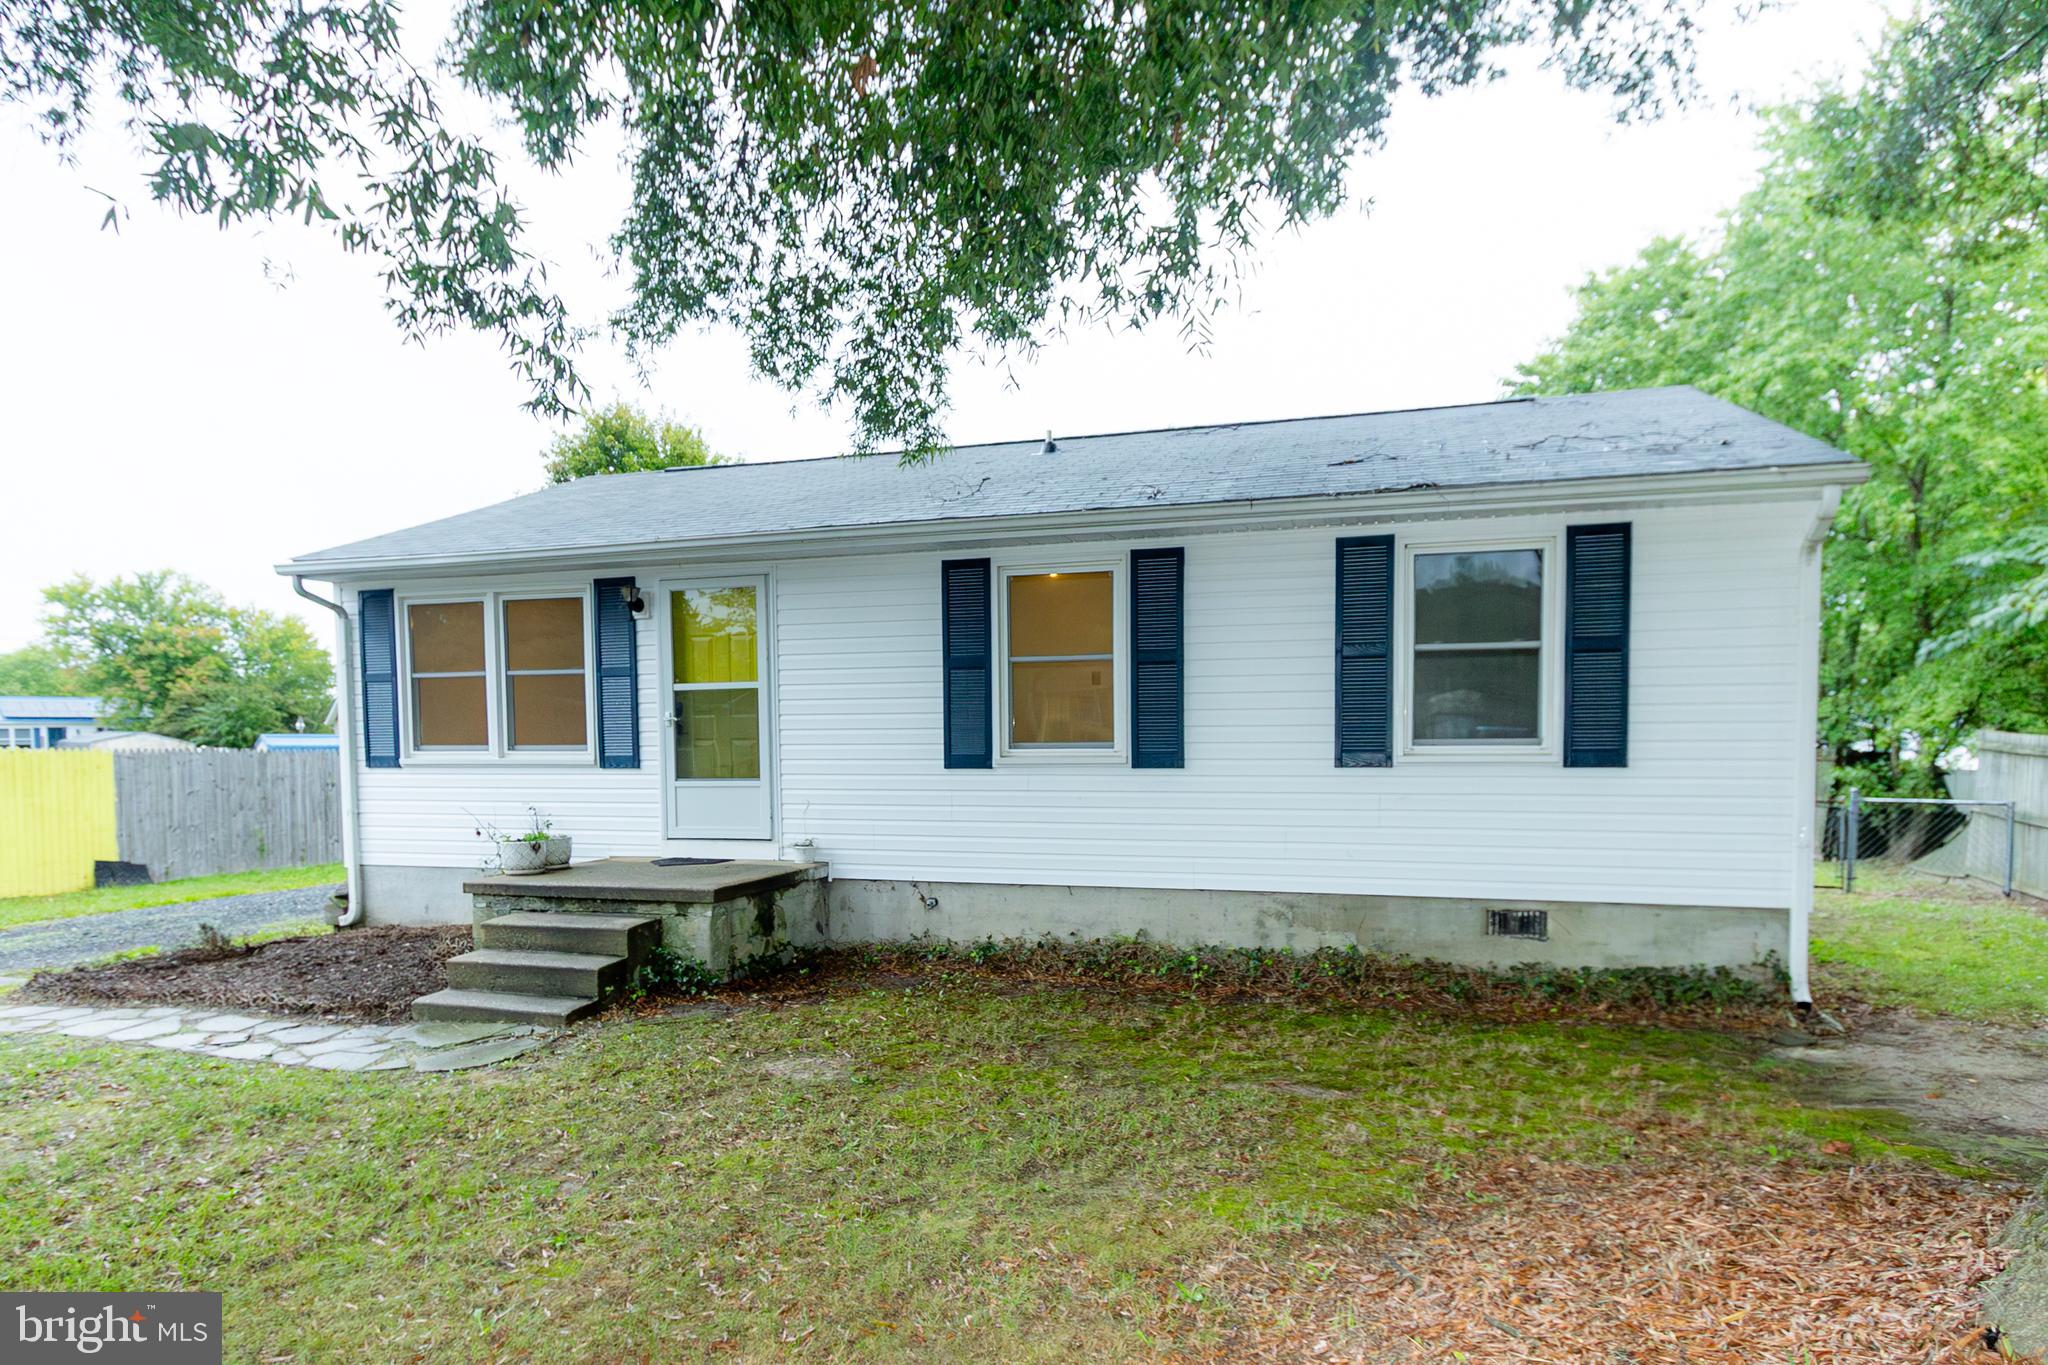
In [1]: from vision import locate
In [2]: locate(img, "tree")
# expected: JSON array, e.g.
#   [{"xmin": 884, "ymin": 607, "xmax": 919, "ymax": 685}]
[
  {"xmin": 1513, "ymin": 89, "xmax": 2048, "ymax": 792},
  {"xmin": 1803, "ymin": 0, "xmax": 2048, "ymax": 231},
  {"xmin": 155, "ymin": 607, "xmax": 339, "ymax": 749},
  {"xmin": 0, "ymin": 643, "xmax": 85, "ymax": 696},
  {"xmin": 43, "ymin": 572, "xmax": 239, "ymax": 729},
  {"xmin": 1926, "ymin": 528, "xmax": 2048, "ymax": 660},
  {"xmin": 3, "ymin": 0, "xmax": 1706, "ymax": 457},
  {"xmin": 542, "ymin": 404, "xmax": 725, "ymax": 484},
  {"xmin": 38, "ymin": 572, "xmax": 334, "ymax": 746}
]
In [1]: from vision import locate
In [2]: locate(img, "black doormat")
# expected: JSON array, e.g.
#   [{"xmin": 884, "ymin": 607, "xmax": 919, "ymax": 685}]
[{"xmin": 651, "ymin": 857, "xmax": 734, "ymax": 867}]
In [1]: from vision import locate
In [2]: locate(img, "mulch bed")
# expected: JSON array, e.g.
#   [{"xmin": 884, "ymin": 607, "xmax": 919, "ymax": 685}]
[
  {"xmin": 16, "ymin": 926, "xmax": 473, "ymax": 1022},
  {"xmin": 1209, "ymin": 1157, "xmax": 2034, "ymax": 1363},
  {"xmin": 675, "ymin": 945, "xmax": 1809, "ymax": 1035},
  {"xmin": 25, "ymin": 928, "xmax": 1835, "ymax": 1038}
]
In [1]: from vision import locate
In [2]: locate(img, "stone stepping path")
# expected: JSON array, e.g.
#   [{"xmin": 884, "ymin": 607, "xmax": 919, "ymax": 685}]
[{"xmin": 0, "ymin": 1002, "xmax": 549, "ymax": 1072}]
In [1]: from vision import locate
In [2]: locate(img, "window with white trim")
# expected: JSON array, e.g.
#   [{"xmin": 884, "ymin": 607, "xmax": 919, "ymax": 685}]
[
  {"xmin": 502, "ymin": 596, "xmax": 588, "ymax": 749},
  {"xmin": 1408, "ymin": 546, "xmax": 1547, "ymax": 748},
  {"xmin": 407, "ymin": 601, "xmax": 489, "ymax": 749},
  {"xmin": 1002, "ymin": 567, "xmax": 1117, "ymax": 751},
  {"xmin": 400, "ymin": 589, "xmax": 593, "ymax": 758}
]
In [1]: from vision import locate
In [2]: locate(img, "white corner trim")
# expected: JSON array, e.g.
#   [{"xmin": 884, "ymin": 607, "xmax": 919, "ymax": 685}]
[{"xmin": 1786, "ymin": 483, "xmax": 1842, "ymax": 1004}]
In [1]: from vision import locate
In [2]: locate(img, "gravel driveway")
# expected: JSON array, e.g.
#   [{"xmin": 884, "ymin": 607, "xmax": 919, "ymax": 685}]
[{"xmin": 0, "ymin": 885, "xmax": 342, "ymax": 973}]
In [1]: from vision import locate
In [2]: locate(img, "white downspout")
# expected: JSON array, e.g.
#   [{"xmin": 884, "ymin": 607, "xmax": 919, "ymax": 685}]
[
  {"xmin": 293, "ymin": 577, "xmax": 365, "ymax": 928},
  {"xmin": 1788, "ymin": 485, "xmax": 1842, "ymax": 1005}
]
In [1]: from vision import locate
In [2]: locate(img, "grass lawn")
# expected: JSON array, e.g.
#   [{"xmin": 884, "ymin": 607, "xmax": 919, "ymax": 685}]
[
  {"xmin": 0, "ymin": 980, "xmax": 1999, "ymax": 1361},
  {"xmin": 0, "ymin": 864, "xmax": 343, "ymax": 933},
  {"xmin": 1812, "ymin": 868, "xmax": 2048, "ymax": 1024}
]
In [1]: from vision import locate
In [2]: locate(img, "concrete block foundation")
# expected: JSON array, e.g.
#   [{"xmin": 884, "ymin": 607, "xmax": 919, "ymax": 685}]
[
  {"xmin": 360, "ymin": 864, "xmax": 475, "ymax": 925},
  {"xmin": 825, "ymin": 879, "xmax": 1788, "ymax": 974},
  {"xmin": 361, "ymin": 863, "xmax": 1787, "ymax": 974}
]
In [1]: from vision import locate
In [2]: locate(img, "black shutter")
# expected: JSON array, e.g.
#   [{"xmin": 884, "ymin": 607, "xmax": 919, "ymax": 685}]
[
  {"xmin": 1565, "ymin": 522, "xmax": 1631, "ymax": 768},
  {"xmin": 1335, "ymin": 535, "xmax": 1394, "ymax": 767},
  {"xmin": 593, "ymin": 577, "xmax": 641, "ymax": 769},
  {"xmin": 357, "ymin": 588, "xmax": 400, "ymax": 769},
  {"xmin": 942, "ymin": 559, "xmax": 992, "ymax": 768},
  {"xmin": 1130, "ymin": 547, "xmax": 1185, "ymax": 768}
]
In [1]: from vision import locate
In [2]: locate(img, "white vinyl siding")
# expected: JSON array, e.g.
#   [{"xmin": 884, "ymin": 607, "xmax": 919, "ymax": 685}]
[{"xmin": 346, "ymin": 495, "xmax": 1811, "ymax": 910}]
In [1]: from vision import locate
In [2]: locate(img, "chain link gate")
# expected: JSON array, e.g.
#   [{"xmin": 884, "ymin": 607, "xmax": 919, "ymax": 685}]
[{"xmin": 1822, "ymin": 790, "xmax": 2017, "ymax": 896}]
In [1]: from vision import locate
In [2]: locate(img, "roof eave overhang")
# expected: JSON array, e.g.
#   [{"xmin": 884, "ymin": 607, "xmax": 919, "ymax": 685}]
[{"xmin": 278, "ymin": 461, "xmax": 1869, "ymax": 582}]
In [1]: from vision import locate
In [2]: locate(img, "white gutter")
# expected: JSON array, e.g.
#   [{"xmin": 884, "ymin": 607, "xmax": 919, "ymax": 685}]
[
  {"xmin": 1787, "ymin": 484, "xmax": 1842, "ymax": 1005},
  {"xmin": 291, "ymin": 577, "xmax": 365, "ymax": 928},
  {"xmin": 273, "ymin": 463, "xmax": 1871, "ymax": 582}
]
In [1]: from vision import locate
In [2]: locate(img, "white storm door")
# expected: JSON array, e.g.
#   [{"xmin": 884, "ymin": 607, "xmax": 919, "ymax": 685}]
[{"xmin": 662, "ymin": 577, "xmax": 772, "ymax": 840}]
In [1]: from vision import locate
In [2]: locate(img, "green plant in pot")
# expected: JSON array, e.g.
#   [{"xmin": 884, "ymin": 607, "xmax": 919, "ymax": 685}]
[{"xmin": 478, "ymin": 808, "xmax": 568, "ymax": 875}]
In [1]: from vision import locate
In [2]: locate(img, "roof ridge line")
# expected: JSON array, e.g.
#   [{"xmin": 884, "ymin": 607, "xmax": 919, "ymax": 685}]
[{"xmin": 670, "ymin": 391, "xmax": 1585, "ymax": 471}]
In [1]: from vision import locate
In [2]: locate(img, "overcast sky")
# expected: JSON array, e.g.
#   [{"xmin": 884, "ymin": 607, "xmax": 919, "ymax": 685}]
[{"xmin": 0, "ymin": 0, "xmax": 1889, "ymax": 658}]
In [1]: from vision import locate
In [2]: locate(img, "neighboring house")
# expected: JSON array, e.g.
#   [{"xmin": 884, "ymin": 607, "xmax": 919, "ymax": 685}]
[
  {"xmin": 253, "ymin": 732, "xmax": 341, "ymax": 753},
  {"xmin": 56, "ymin": 730, "xmax": 195, "ymax": 752},
  {"xmin": 278, "ymin": 387, "xmax": 1867, "ymax": 1002},
  {"xmin": 0, "ymin": 695, "xmax": 105, "ymax": 749}
]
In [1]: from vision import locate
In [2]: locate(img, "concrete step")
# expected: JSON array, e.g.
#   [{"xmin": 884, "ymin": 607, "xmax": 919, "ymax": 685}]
[
  {"xmin": 475, "ymin": 911, "xmax": 661, "ymax": 958},
  {"xmin": 446, "ymin": 948, "xmax": 626, "ymax": 999},
  {"xmin": 412, "ymin": 988, "xmax": 598, "ymax": 1027}
]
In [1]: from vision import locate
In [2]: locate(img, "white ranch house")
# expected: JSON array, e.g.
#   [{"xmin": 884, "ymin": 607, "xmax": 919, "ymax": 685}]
[{"xmin": 280, "ymin": 387, "xmax": 1865, "ymax": 1022}]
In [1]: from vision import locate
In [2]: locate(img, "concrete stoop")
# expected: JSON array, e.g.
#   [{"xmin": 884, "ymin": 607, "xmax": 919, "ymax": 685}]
[
  {"xmin": 410, "ymin": 859, "xmax": 830, "ymax": 1026},
  {"xmin": 412, "ymin": 910, "xmax": 661, "ymax": 1026}
]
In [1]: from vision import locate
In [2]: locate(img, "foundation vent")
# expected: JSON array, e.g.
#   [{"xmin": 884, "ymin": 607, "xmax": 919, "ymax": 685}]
[{"xmin": 1485, "ymin": 908, "xmax": 1549, "ymax": 941}]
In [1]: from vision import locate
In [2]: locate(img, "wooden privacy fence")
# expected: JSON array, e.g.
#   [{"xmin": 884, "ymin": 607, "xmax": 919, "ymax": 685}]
[
  {"xmin": 0, "ymin": 749, "xmax": 340, "ymax": 897},
  {"xmin": 1966, "ymin": 730, "xmax": 2048, "ymax": 899},
  {"xmin": 113, "ymin": 750, "xmax": 340, "ymax": 883},
  {"xmin": 0, "ymin": 750, "xmax": 118, "ymax": 898}
]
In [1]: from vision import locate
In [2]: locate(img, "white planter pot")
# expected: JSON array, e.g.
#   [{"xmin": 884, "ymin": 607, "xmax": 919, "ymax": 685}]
[
  {"xmin": 543, "ymin": 835, "xmax": 573, "ymax": 868},
  {"xmin": 498, "ymin": 839, "xmax": 549, "ymax": 875}
]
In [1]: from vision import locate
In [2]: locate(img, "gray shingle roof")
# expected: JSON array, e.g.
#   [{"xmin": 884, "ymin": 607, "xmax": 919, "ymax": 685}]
[
  {"xmin": 284, "ymin": 386, "xmax": 1860, "ymax": 572},
  {"xmin": 0, "ymin": 696, "xmax": 103, "ymax": 721}
]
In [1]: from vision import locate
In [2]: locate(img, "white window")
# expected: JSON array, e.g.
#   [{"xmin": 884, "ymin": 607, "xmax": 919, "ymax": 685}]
[
  {"xmin": 996, "ymin": 562, "xmax": 1124, "ymax": 760},
  {"xmin": 398, "ymin": 588, "xmax": 593, "ymax": 760},
  {"xmin": 1403, "ymin": 540, "xmax": 1555, "ymax": 754}
]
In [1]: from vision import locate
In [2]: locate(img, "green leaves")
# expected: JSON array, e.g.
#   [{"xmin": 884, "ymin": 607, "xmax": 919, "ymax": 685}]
[
  {"xmin": 1513, "ymin": 48, "xmax": 2048, "ymax": 788},
  {"xmin": 7, "ymin": 0, "xmax": 587, "ymax": 417},
  {"xmin": 0, "ymin": 642, "xmax": 86, "ymax": 697},
  {"xmin": 1803, "ymin": 0, "xmax": 2048, "ymax": 233},
  {"xmin": 1923, "ymin": 527, "xmax": 2048, "ymax": 660},
  {"xmin": 6, "ymin": 0, "xmax": 1704, "ymax": 455},
  {"xmin": 35, "ymin": 571, "xmax": 335, "ymax": 747},
  {"xmin": 540, "ymin": 402, "xmax": 726, "ymax": 484}
]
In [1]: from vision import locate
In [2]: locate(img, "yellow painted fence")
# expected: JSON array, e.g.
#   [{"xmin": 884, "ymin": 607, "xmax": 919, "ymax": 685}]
[{"xmin": 0, "ymin": 749, "xmax": 118, "ymax": 898}]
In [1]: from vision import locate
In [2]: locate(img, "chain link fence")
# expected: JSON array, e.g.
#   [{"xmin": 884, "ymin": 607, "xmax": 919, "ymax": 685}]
[{"xmin": 1817, "ymin": 791, "xmax": 2016, "ymax": 895}]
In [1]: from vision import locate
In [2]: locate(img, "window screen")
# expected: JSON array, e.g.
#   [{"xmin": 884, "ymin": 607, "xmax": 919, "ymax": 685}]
[
  {"xmin": 408, "ymin": 601, "xmax": 488, "ymax": 747},
  {"xmin": 1007, "ymin": 570, "xmax": 1113, "ymax": 747},
  {"xmin": 504, "ymin": 596, "xmax": 588, "ymax": 749},
  {"xmin": 1412, "ymin": 549, "xmax": 1543, "ymax": 745}
]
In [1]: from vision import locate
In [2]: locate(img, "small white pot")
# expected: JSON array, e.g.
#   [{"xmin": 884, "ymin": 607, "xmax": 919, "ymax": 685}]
[
  {"xmin": 542, "ymin": 834, "xmax": 573, "ymax": 868},
  {"xmin": 498, "ymin": 839, "xmax": 549, "ymax": 875},
  {"xmin": 783, "ymin": 838, "xmax": 815, "ymax": 863}
]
